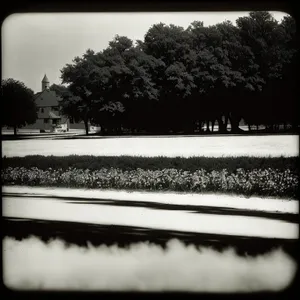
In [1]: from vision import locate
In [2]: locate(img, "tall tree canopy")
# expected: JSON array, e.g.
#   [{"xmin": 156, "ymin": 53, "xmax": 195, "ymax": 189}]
[
  {"xmin": 58, "ymin": 11, "xmax": 298, "ymax": 135},
  {"xmin": 1, "ymin": 79, "xmax": 37, "ymax": 135}
]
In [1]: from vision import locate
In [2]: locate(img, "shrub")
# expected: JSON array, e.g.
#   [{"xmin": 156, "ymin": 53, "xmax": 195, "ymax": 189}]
[{"xmin": 1, "ymin": 166, "xmax": 298, "ymax": 199}]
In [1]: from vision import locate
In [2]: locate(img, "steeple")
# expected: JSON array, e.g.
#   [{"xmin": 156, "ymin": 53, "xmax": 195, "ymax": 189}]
[{"xmin": 42, "ymin": 74, "xmax": 50, "ymax": 91}]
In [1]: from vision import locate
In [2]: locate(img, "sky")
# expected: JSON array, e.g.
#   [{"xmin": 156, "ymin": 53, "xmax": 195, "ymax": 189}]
[{"xmin": 2, "ymin": 11, "xmax": 289, "ymax": 93}]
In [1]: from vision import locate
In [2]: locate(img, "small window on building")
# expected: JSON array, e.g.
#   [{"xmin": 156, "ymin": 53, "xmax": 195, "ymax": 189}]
[
  {"xmin": 41, "ymin": 108, "xmax": 44, "ymax": 113},
  {"xmin": 44, "ymin": 119, "xmax": 48, "ymax": 124}
]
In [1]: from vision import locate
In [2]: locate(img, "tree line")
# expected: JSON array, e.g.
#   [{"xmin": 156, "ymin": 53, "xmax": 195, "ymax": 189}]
[{"xmin": 2, "ymin": 11, "xmax": 298, "ymax": 135}]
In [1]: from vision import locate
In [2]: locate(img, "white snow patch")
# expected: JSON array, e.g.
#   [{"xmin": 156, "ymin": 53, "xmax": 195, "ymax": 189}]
[
  {"xmin": 3, "ymin": 186, "xmax": 298, "ymax": 215},
  {"xmin": 2, "ymin": 194, "xmax": 298, "ymax": 239},
  {"xmin": 2, "ymin": 135, "xmax": 298, "ymax": 157}
]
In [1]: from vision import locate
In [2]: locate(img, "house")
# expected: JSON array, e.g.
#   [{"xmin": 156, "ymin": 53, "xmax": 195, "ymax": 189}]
[{"xmin": 23, "ymin": 75, "xmax": 88, "ymax": 132}]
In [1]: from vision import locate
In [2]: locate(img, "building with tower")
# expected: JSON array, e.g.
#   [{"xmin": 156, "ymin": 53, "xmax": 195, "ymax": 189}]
[
  {"xmin": 42, "ymin": 74, "xmax": 50, "ymax": 91},
  {"xmin": 22, "ymin": 74, "xmax": 88, "ymax": 132}
]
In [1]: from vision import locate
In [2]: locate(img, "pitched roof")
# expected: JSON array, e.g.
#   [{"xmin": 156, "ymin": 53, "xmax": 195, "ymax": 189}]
[
  {"xmin": 42, "ymin": 74, "xmax": 49, "ymax": 82},
  {"xmin": 34, "ymin": 92, "xmax": 42, "ymax": 99},
  {"xmin": 34, "ymin": 89, "xmax": 61, "ymax": 107}
]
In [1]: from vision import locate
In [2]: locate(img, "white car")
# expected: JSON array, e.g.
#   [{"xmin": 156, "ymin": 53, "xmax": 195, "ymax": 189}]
[{"xmin": 54, "ymin": 124, "xmax": 67, "ymax": 133}]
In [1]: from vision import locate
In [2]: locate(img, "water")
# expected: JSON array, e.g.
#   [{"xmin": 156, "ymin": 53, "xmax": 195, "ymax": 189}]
[
  {"xmin": 3, "ymin": 186, "xmax": 298, "ymax": 291},
  {"xmin": 3, "ymin": 236, "xmax": 297, "ymax": 292}
]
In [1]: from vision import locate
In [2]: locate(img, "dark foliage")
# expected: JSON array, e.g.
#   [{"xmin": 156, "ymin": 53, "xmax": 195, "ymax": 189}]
[{"xmin": 2, "ymin": 155, "xmax": 298, "ymax": 174}]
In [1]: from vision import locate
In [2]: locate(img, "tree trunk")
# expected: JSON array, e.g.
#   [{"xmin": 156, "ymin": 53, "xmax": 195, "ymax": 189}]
[
  {"xmin": 13, "ymin": 125, "xmax": 17, "ymax": 136},
  {"xmin": 292, "ymin": 122, "xmax": 298, "ymax": 133},
  {"xmin": 199, "ymin": 121, "xmax": 204, "ymax": 132},
  {"xmin": 225, "ymin": 114, "xmax": 229, "ymax": 130},
  {"xmin": 211, "ymin": 119, "xmax": 215, "ymax": 132},
  {"xmin": 229, "ymin": 114, "xmax": 241, "ymax": 133},
  {"xmin": 84, "ymin": 119, "xmax": 89, "ymax": 136},
  {"xmin": 269, "ymin": 124, "xmax": 274, "ymax": 132},
  {"xmin": 206, "ymin": 120, "xmax": 210, "ymax": 132},
  {"xmin": 217, "ymin": 117, "xmax": 226, "ymax": 133}
]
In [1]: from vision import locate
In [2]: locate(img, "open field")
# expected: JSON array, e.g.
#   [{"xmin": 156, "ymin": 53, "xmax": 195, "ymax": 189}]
[
  {"xmin": 4, "ymin": 186, "xmax": 298, "ymax": 214},
  {"xmin": 3, "ymin": 186, "xmax": 298, "ymax": 239},
  {"xmin": 2, "ymin": 134, "xmax": 298, "ymax": 157}
]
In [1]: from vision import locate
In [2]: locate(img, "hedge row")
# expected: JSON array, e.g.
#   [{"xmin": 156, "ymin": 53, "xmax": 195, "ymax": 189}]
[
  {"xmin": 1, "ymin": 166, "xmax": 298, "ymax": 199},
  {"xmin": 2, "ymin": 155, "xmax": 299, "ymax": 173}
]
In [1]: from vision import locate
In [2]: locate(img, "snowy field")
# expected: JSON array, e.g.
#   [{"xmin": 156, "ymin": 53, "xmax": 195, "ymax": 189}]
[
  {"xmin": 2, "ymin": 134, "xmax": 299, "ymax": 157},
  {"xmin": 4, "ymin": 186, "xmax": 298, "ymax": 215},
  {"xmin": 3, "ymin": 187, "xmax": 298, "ymax": 239}
]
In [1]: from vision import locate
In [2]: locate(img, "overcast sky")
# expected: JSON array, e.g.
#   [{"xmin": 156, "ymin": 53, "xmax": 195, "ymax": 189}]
[{"xmin": 2, "ymin": 11, "xmax": 288, "ymax": 93}]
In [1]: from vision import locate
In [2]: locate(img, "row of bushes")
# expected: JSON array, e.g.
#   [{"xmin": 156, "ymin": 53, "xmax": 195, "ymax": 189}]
[
  {"xmin": 2, "ymin": 155, "xmax": 299, "ymax": 174},
  {"xmin": 2, "ymin": 167, "xmax": 298, "ymax": 199}
]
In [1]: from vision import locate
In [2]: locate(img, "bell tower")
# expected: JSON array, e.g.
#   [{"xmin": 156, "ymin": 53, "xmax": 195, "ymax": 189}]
[{"xmin": 42, "ymin": 74, "xmax": 50, "ymax": 91}]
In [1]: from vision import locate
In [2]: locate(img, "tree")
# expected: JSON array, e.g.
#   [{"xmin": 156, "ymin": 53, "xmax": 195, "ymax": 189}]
[
  {"xmin": 57, "ymin": 12, "xmax": 298, "ymax": 136},
  {"xmin": 60, "ymin": 50, "xmax": 99, "ymax": 135},
  {"xmin": 120, "ymin": 43, "xmax": 164, "ymax": 133},
  {"xmin": 1, "ymin": 79, "xmax": 37, "ymax": 135},
  {"xmin": 214, "ymin": 20, "xmax": 265, "ymax": 133},
  {"xmin": 268, "ymin": 15, "xmax": 298, "ymax": 131},
  {"xmin": 49, "ymin": 83, "xmax": 83, "ymax": 124},
  {"xmin": 49, "ymin": 83, "xmax": 69, "ymax": 98},
  {"xmin": 142, "ymin": 23, "xmax": 195, "ymax": 133},
  {"xmin": 187, "ymin": 23, "xmax": 234, "ymax": 133},
  {"xmin": 241, "ymin": 13, "xmax": 297, "ymax": 131},
  {"xmin": 236, "ymin": 11, "xmax": 285, "ymax": 131},
  {"xmin": 88, "ymin": 36, "xmax": 162, "ymax": 134}
]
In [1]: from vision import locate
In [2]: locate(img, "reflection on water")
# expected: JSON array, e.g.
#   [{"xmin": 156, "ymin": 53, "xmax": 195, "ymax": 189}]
[{"xmin": 3, "ymin": 236, "xmax": 297, "ymax": 292}]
